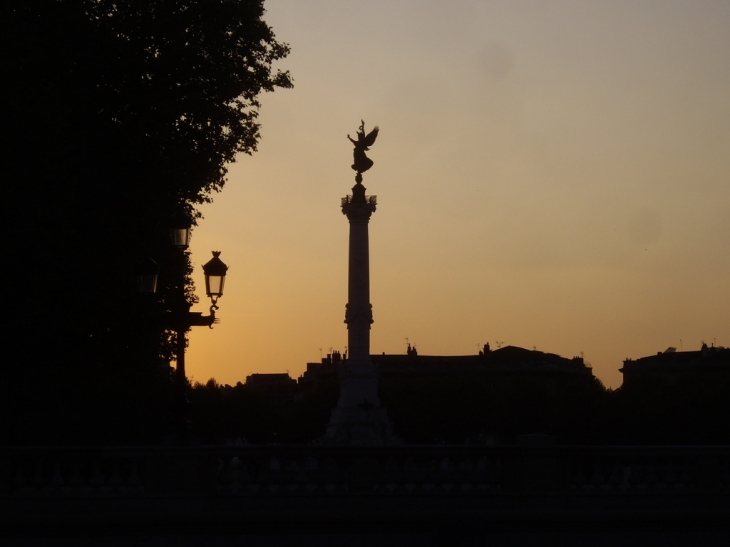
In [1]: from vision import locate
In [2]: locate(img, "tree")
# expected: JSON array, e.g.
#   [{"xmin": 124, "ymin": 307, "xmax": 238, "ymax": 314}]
[{"xmin": 2, "ymin": 0, "xmax": 291, "ymax": 444}]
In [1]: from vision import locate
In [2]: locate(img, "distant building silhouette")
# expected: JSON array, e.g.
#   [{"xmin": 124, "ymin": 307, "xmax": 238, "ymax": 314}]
[
  {"xmin": 621, "ymin": 343, "xmax": 730, "ymax": 388},
  {"xmin": 244, "ymin": 373, "xmax": 297, "ymax": 406},
  {"xmin": 300, "ymin": 345, "xmax": 594, "ymax": 392}
]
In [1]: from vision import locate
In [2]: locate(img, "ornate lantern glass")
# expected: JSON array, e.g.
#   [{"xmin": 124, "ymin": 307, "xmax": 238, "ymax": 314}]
[
  {"xmin": 135, "ymin": 256, "xmax": 160, "ymax": 295},
  {"xmin": 168, "ymin": 211, "xmax": 192, "ymax": 249},
  {"xmin": 202, "ymin": 251, "xmax": 229, "ymax": 300}
]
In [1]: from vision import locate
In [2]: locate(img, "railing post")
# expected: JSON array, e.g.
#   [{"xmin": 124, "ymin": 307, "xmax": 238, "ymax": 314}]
[{"xmin": 696, "ymin": 455, "xmax": 721, "ymax": 491}]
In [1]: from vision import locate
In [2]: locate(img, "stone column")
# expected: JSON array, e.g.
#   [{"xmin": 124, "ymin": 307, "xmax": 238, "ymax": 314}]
[{"xmin": 324, "ymin": 179, "xmax": 395, "ymax": 444}]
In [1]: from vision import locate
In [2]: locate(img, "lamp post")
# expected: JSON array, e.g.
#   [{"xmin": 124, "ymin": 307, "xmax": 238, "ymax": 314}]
[{"xmin": 136, "ymin": 211, "xmax": 229, "ymax": 441}]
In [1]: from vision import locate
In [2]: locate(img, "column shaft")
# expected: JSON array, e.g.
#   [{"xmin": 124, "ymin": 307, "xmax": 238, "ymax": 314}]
[{"xmin": 347, "ymin": 217, "xmax": 372, "ymax": 362}]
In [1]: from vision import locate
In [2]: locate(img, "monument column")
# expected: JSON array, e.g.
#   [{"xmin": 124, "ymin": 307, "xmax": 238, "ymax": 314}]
[
  {"xmin": 340, "ymin": 179, "xmax": 379, "ymax": 407},
  {"xmin": 324, "ymin": 122, "xmax": 394, "ymax": 444}
]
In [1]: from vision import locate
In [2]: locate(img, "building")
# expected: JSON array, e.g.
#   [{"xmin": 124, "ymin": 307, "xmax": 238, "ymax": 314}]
[
  {"xmin": 244, "ymin": 373, "xmax": 298, "ymax": 406},
  {"xmin": 620, "ymin": 343, "xmax": 730, "ymax": 389},
  {"xmin": 300, "ymin": 344, "xmax": 595, "ymax": 392}
]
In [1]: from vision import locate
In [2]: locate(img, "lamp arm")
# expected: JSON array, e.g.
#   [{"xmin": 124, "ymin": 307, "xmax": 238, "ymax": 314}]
[
  {"xmin": 207, "ymin": 303, "xmax": 220, "ymax": 329},
  {"xmin": 160, "ymin": 303, "xmax": 220, "ymax": 330},
  {"xmin": 175, "ymin": 308, "xmax": 218, "ymax": 329}
]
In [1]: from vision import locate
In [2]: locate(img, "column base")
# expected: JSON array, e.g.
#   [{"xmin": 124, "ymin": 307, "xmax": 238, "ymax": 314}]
[{"xmin": 323, "ymin": 405, "xmax": 399, "ymax": 445}]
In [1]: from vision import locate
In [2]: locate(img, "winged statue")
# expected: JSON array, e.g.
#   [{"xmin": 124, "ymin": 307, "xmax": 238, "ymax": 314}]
[{"xmin": 347, "ymin": 120, "xmax": 379, "ymax": 175}]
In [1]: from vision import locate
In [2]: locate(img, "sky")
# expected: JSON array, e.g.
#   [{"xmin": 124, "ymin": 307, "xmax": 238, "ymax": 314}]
[{"xmin": 185, "ymin": 0, "xmax": 729, "ymax": 389}]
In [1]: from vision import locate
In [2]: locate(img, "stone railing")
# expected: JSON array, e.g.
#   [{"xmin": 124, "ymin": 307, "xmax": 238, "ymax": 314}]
[
  {"xmin": 4, "ymin": 445, "xmax": 730, "ymax": 544},
  {"xmin": 567, "ymin": 446, "xmax": 730, "ymax": 492},
  {"xmin": 3, "ymin": 444, "xmax": 730, "ymax": 498}
]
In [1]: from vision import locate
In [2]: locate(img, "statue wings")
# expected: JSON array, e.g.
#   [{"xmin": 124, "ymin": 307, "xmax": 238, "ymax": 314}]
[
  {"xmin": 362, "ymin": 124, "xmax": 379, "ymax": 148},
  {"xmin": 349, "ymin": 120, "xmax": 378, "ymax": 149}
]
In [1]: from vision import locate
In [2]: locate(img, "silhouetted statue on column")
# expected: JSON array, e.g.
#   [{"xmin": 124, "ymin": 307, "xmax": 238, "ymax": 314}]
[{"xmin": 347, "ymin": 120, "xmax": 379, "ymax": 182}]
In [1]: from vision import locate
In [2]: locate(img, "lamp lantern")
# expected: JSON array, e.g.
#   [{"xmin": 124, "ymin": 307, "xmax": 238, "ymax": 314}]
[
  {"xmin": 168, "ymin": 211, "xmax": 192, "ymax": 249},
  {"xmin": 202, "ymin": 251, "xmax": 228, "ymax": 302},
  {"xmin": 135, "ymin": 256, "xmax": 160, "ymax": 295}
]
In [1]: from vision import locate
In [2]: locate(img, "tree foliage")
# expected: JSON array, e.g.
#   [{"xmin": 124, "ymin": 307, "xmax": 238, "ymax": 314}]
[
  {"xmin": 187, "ymin": 373, "xmax": 730, "ymax": 446},
  {"xmin": 2, "ymin": 0, "xmax": 291, "ymax": 444}
]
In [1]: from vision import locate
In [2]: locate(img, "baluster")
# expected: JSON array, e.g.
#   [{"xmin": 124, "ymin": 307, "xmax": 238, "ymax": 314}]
[
  {"xmin": 458, "ymin": 457, "xmax": 472, "ymax": 491},
  {"xmin": 403, "ymin": 457, "xmax": 416, "ymax": 474},
  {"xmin": 385, "ymin": 456, "xmax": 402, "ymax": 493},
  {"xmin": 478, "ymin": 457, "xmax": 492, "ymax": 491},
  {"xmin": 68, "ymin": 464, "xmax": 84, "ymax": 492},
  {"xmin": 303, "ymin": 457, "xmax": 319, "ymax": 493},
  {"xmin": 287, "ymin": 458, "xmax": 302, "ymax": 492},
  {"xmin": 571, "ymin": 459, "xmax": 587, "ymax": 490},
  {"xmin": 620, "ymin": 465, "xmax": 634, "ymax": 490},
  {"xmin": 678, "ymin": 467, "xmax": 694, "ymax": 489},
  {"xmin": 602, "ymin": 464, "xmax": 619, "ymax": 491},
  {"xmin": 267, "ymin": 456, "xmax": 280, "ymax": 493},
  {"xmin": 477, "ymin": 457, "xmax": 487, "ymax": 473},
  {"xmin": 292, "ymin": 469, "xmax": 308, "ymax": 492},
  {"xmin": 214, "ymin": 456, "xmax": 227, "ymax": 493},
  {"xmin": 48, "ymin": 461, "xmax": 66, "ymax": 496},
  {"xmin": 230, "ymin": 456, "xmax": 242, "ymax": 494},
  {"xmin": 643, "ymin": 461, "xmax": 659, "ymax": 490},
  {"xmin": 589, "ymin": 462, "xmax": 605, "ymax": 490},
  {"xmin": 37, "ymin": 460, "xmax": 58, "ymax": 496},
  {"xmin": 305, "ymin": 456, "xmax": 319, "ymax": 472},
  {"xmin": 13, "ymin": 461, "xmax": 30, "ymax": 496},
  {"xmin": 322, "ymin": 456, "xmax": 338, "ymax": 493},
  {"xmin": 323, "ymin": 456, "xmax": 337, "ymax": 473},
  {"xmin": 494, "ymin": 457, "xmax": 504, "ymax": 490},
  {"xmin": 652, "ymin": 462, "xmax": 666, "ymax": 490},
  {"xmin": 420, "ymin": 458, "xmax": 434, "ymax": 492},
  {"xmin": 663, "ymin": 466, "xmax": 678, "ymax": 489},
  {"xmin": 436, "ymin": 457, "xmax": 450, "ymax": 492},
  {"xmin": 106, "ymin": 461, "xmax": 122, "ymax": 495},
  {"xmin": 439, "ymin": 457, "xmax": 452, "ymax": 472},
  {"xmin": 89, "ymin": 462, "xmax": 105, "ymax": 489},
  {"xmin": 50, "ymin": 462, "xmax": 65, "ymax": 488},
  {"xmin": 285, "ymin": 459, "xmax": 299, "ymax": 472},
  {"xmin": 383, "ymin": 456, "xmax": 397, "ymax": 486},
  {"xmin": 721, "ymin": 460, "xmax": 730, "ymax": 489},
  {"xmin": 127, "ymin": 463, "xmax": 143, "ymax": 493},
  {"xmin": 223, "ymin": 455, "xmax": 241, "ymax": 494},
  {"xmin": 32, "ymin": 460, "xmax": 45, "ymax": 490},
  {"xmin": 459, "ymin": 458, "xmax": 472, "ymax": 473},
  {"xmin": 236, "ymin": 454, "xmax": 251, "ymax": 487},
  {"xmin": 396, "ymin": 456, "xmax": 410, "ymax": 491}
]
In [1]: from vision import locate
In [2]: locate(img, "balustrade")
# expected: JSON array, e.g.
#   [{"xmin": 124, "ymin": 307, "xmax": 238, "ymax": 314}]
[
  {"xmin": 3, "ymin": 445, "xmax": 729, "ymax": 499},
  {"xmin": 4, "ymin": 444, "xmax": 730, "ymax": 546}
]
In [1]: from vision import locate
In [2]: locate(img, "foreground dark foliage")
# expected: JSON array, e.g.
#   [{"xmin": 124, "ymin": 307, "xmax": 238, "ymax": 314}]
[{"xmin": 2, "ymin": 0, "xmax": 291, "ymax": 445}]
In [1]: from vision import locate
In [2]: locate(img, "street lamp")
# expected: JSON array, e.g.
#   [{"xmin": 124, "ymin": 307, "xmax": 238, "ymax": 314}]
[
  {"xmin": 136, "ymin": 256, "xmax": 159, "ymax": 295},
  {"xmin": 202, "ymin": 251, "xmax": 228, "ymax": 305},
  {"xmin": 168, "ymin": 210, "xmax": 192, "ymax": 250},
  {"xmin": 135, "ymin": 212, "xmax": 229, "ymax": 441}
]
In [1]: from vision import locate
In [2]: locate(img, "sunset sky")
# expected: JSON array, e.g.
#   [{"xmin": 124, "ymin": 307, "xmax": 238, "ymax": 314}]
[{"xmin": 185, "ymin": 0, "xmax": 729, "ymax": 389}]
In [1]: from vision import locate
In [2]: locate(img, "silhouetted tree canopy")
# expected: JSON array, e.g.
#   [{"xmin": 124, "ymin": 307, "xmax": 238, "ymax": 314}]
[
  {"xmin": 2, "ymin": 0, "xmax": 291, "ymax": 444},
  {"xmin": 185, "ymin": 371, "xmax": 730, "ymax": 446}
]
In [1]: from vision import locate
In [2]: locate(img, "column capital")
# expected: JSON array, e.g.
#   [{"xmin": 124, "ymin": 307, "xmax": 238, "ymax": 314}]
[
  {"xmin": 342, "ymin": 182, "xmax": 376, "ymax": 219},
  {"xmin": 342, "ymin": 201, "xmax": 376, "ymax": 221}
]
